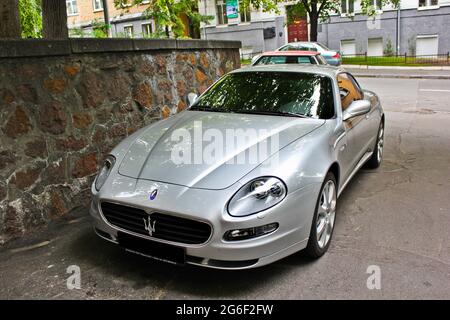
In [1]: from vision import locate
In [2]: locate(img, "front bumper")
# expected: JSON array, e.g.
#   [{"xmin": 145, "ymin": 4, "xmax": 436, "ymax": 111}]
[{"xmin": 90, "ymin": 176, "xmax": 320, "ymax": 270}]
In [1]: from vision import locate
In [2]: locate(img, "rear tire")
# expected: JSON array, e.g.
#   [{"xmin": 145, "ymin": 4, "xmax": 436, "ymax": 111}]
[
  {"xmin": 305, "ymin": 172, "xmax": 337, "ymax": 259},
  {"xmin": 366, "ymin": 121, "xmax": 384, "ymax": 169}
]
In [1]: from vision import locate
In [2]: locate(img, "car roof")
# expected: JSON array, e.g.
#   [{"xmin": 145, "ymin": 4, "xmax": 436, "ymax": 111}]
[
  {"xmin": 259, "ymin": 50, "xmax": 320, "ymax": 56},
  {"xmin": 282, "ymin": 42, "xmax": 318, "ymax": 46},
  {"xmin": 232, "ymin": 64, "xmax": 344, "ymax": 77}
]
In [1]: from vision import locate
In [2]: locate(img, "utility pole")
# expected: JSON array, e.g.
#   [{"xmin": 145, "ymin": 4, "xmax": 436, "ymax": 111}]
[{"xmin": 102, "ymin": 0, "xmax": 111, "ymax": 37}]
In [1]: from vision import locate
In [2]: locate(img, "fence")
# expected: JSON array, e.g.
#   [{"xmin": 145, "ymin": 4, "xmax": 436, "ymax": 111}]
[{"xmin": 342, "ymin": 53, "xmax": 450, "ymax": 66}]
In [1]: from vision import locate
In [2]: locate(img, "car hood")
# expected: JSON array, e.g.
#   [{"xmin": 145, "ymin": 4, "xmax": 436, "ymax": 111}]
[{"xmin": 118, "ymin": 111, "xmax": 324, "ymax": 189}]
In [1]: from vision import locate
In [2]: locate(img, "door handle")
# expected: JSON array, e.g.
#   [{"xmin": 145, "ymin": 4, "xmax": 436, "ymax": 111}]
[{"xmin": 340, "ymin": 144, "xmax": 346, "ymax": 152}]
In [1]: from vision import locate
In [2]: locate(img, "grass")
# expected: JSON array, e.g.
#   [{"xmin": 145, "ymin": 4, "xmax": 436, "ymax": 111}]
[
  {"xmin": 241, "ymin": 55, "xmax": 449, "ymax": 67},
  {"xmin": 241, "ymin": 58, "xmax": 251, "ymax": 65},
  {"xmin": 342, "ymin": 56, "xmax": 449, "ymax": 67}
]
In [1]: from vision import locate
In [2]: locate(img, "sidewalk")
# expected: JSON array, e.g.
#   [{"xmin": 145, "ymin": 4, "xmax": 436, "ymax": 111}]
[{"xmin": 344, "ymin": 65, "xmax": 450, "ymax": 79}]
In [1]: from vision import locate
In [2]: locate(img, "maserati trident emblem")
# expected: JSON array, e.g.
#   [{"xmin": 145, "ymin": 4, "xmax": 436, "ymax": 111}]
[
  {"xmin": 149, "ymin": 189, "xmax": 158, "ymax": 200},
  {"xmin": 143, "ymin": 215, "xmax": 156, "ymax": 237}
]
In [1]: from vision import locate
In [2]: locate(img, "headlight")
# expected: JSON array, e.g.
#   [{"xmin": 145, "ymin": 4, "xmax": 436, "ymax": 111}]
[
  {"xmin": 227, "ymin": 177, "xmax": 287, "ymax": 217},
  {"xmin": 94, "ymin": 155, "xmax": 115, "ymax": 191}
]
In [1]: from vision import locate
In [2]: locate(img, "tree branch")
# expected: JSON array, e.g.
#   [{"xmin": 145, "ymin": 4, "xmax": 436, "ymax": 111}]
[
  {"xmin": 318, "ymin": 0, "xmax": 326, "ymax": 14},
  {"xmin": 301, "ymin": 0, "xmax": 312, "ymax": 13}
]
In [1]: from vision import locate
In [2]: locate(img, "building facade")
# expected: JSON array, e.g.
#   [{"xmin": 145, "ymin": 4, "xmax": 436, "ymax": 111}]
[
  {"xmin": 318, "ymin": 0, "xmax": 450, "ymax": 56},
  {"xmin": 66, "ymin": 0, "xmax": 196, "ymax": 38},
  {"xmin": 198, "ymin": 0, "xmax": 295, "ymax": 57},
  {"xmin": 66, "ymin": 0, "xmax": 158, "ymax": 37},
  {"xmin": 200, "ymin": 0, "xmax": 450, "ymax": 57}
]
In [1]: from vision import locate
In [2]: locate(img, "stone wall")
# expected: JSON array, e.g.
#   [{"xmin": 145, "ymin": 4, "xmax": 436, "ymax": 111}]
[{"xmin": 0, "ymin": 39, "xmax": 241, "ymax": 244}]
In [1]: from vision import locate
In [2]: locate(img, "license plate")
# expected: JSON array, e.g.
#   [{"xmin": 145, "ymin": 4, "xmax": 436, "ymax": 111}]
[{"xmin": 117, "ymin": 232, "xmax": 186, "ymax": 265}]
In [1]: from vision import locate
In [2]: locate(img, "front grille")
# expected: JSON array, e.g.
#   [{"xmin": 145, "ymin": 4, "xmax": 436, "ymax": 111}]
[{"xmin": 100, "ymin": 202, "xmax": 212, "ymax": 245}]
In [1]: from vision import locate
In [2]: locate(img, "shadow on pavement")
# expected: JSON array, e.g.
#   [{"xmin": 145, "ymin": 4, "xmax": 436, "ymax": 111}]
[{"xmin": 67, "ymin": 223, "xmax": 317, "ymax": 298}]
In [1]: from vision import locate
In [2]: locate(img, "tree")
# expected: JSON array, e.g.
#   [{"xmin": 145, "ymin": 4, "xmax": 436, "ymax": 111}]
[
  {"xmin": 19, "ymin": 0, "xmax": 42, "ymax": 38},
  {"xmin": 245, "ymin": 0, "xmax": 400, "ymax": 42},
  {"xmin": 114, "ymin": 0, "xmax": 213, "ymax": 38},
  {"xmin": 0, "ymin": 0, "xmax": 22, "ymax": 39},
  {"xmin": 42, "ymin": 0, "xmax": 68, "ymax": 39}
]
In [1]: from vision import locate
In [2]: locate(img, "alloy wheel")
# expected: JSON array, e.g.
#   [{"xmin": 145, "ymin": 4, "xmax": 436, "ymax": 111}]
[{"xmin": 316, "ymin": 180, "xmax": 336, "ymax": 249}]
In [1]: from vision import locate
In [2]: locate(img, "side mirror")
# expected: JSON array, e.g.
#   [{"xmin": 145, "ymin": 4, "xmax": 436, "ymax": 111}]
[
  {"xmin": 188, "ymin": 92, "xmax": 198, "ymax": 106},
  {"xmin": 251, "ymin": 54, "xmax": 260, "ymax": 65},
  {"xmin": 342, "ymin": 100, "xmax": 371, "ymax": 121}
]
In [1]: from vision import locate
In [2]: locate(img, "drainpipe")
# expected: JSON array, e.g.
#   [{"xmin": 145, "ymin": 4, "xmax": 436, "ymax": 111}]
[
  {"xmin": 203, "ymin": 0, "xmax": 208, "ymax": 40},
  {"xmin": 396, "ymin": 5, "xmax": 401, "ymax": 54},
  {"xmin": 102, "ymin": 0, "xmax": 111, "ymax": 37}
]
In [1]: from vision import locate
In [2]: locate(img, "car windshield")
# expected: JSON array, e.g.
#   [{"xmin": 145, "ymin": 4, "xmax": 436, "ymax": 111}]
[
  {"xmin": 316, "ymin": 43, "xmax": 331, "ymax": 51},
  {"xmin": 190, "ymin": 72, "xmax": 335, "ymax": 119},
  {"xmin": 255, "ymin": 56, "xmax": 317, "ymax": 65},
  {"xmin": 281, "ymin": 44, "xmax": 317, "ymax": 52}
]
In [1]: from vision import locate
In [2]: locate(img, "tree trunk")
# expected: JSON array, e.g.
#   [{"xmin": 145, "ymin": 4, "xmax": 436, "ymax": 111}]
[
  {"xmin": 309, "ymin": 12, "xmax": 318, "ymax": 42},
  {"xmin": 42, "ymin": 0, "xmax": 68, "ymax": 39},
  {"xmin": 0, "ymin": 0, "xmax": 22, "ymax": 39},
  {"xmin": 309, "ymin": 2, "xmax": 318, "ymax": 42}
]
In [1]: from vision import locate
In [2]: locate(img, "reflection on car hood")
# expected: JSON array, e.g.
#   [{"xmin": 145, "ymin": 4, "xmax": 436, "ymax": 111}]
[{"xmin": 118, "ymin": 111, "xmax": 324, "ymax": 189}]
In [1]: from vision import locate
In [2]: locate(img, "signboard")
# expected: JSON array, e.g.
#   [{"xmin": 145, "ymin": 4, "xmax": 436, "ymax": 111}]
[{"xmin": 226, "ymin": 0, "xmax": 239, "ymax": 19}]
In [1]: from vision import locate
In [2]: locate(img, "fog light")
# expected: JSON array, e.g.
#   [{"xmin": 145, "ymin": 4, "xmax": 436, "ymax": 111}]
[{"xmin": 223, "ymin": 223, "xmax": 279, "ymax": 241}]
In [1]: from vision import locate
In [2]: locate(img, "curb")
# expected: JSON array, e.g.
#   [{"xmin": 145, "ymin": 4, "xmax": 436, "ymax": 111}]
[{"xmin": 352, "ymin": 74, "xmax": 450, "ymax": 80}]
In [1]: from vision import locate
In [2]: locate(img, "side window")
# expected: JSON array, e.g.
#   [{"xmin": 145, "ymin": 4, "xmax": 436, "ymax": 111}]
[{"xmin": 337, "ymin": 73, "xmax": 363, "ymax": 111}]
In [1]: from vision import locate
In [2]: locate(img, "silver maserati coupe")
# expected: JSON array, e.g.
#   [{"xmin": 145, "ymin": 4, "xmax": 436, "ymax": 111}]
[{"xmin": 90, "ymin": 65, "xmax": 384, "ymax": 269}]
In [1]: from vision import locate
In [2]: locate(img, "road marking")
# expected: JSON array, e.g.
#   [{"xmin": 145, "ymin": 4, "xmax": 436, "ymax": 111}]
[{"xmin": 419, "ymin": 89, "xmax": 450, "ymax": 93}]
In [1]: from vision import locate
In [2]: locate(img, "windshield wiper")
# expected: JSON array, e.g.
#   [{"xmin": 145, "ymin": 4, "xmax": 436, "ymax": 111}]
[
  {"xmin": 189, "ymin": 105, "xmax": 213, "ymax": 111},
  {"xmin": 233, "ymin": 110, "xmax": 309, "ymax": 118}
]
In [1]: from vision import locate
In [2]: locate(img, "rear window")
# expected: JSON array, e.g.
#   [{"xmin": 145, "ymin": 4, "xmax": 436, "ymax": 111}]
[
  {"xmin": 280, "ymin": 44, "xmax": 318, "ymax": 52},
  {"xmin": 255, "ymin": 55, "xmax": 317, "ymax": 65}
]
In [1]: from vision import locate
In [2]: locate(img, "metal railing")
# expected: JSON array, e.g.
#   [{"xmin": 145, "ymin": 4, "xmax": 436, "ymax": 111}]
[{"xmin": 342, "ymin": 53, "xmax": 450, "ymax": 66}]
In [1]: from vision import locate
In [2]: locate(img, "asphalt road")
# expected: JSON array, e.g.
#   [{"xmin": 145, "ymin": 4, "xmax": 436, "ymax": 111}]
[{"xmin": 1, "ymin": 77, "xmax": 450, "ymax": 299}]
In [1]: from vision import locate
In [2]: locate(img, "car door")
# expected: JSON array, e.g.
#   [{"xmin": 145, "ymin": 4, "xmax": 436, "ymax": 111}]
[{"xmin": 337, "ymin": 72, "xmax": 372, "ymax": 171}]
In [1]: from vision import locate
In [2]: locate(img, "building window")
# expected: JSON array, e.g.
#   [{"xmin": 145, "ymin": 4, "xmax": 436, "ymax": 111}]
[
  {"xmin": 419, "ymin": 0, "xmax": 438, "ymax": 7},
  {"xmin": 341, "ymin": 0, "xmax": 354, "ymax": 14},
  {"xmin": 142, "ymin": 23, "xmax": 153, "ymax": 37},
  {"xmin": 216, "ymin": 0, "xmax": 228, "ymax": 25},
  {"xmin": 124, "ymin": 25, "xmax": 134, "ymax": 38},
  {"xmin": 239, "ymin": 1, "xmax": 251, "ymax": 23},
  {"xmin": 93, "ymin": 0, "xmax": 103, "ymax": 11},
  {"xmin": 371, "ymin": 0, "xmax": 382, "ymax": 10},
  {"xmin": 66, "ymin": 0, "xmax": 78, "ymax": 16}
]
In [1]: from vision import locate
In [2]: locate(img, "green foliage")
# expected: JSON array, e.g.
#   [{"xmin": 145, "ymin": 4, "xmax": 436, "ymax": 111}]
[
  {"xmin": 92, "ymin": 20, "xmax": 111, "ymax": 38},
  {"xmin": 408, "ymin": 36, "xmax": 416, "ymax": 56},
  {"xmin": 19, "ymin": 0, "xmax": 42, "ymax": 38},
  {"xmin": 383, "ymin": 38, "xmax": 394, "ymax": 56},
  {"xmin": 113, "ymin": 0, "xmax": 213, "ymax": 38},
  {"xmin": 69, "ymin": 28, "xmax": 87, "ymax": 38}
]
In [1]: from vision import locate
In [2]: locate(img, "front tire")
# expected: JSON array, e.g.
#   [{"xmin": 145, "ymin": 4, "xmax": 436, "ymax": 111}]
[
  {"xmin": 305, "ymin": 172, "xmax": 337, "ymax": 259},
  {"xmin": 366, "ymin": 121, "xmax": 384, "ymax": 169}
]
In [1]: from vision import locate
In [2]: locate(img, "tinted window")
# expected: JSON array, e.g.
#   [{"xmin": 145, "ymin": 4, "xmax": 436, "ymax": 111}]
[
  {"xmin": 255, "ymin": 55, "xmax": 317, "ymax": 65},
  {"xmin": 316, "ymin": 42, "xmax": 331, "ymax": 51},
  {"xmin": 191, "ymin": 72, "xmax": 335, "ymax": 119}
]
